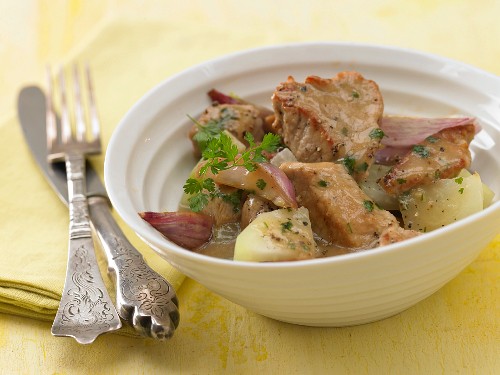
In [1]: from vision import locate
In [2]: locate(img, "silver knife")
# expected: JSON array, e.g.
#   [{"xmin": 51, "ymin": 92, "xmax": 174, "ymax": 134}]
[{"xmin": 17, "ymin": 86, "xmax": 179, "ymax": 339}]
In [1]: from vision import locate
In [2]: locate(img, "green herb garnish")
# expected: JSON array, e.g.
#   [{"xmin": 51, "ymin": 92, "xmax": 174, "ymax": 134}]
[
  {"xmin": 220, "ymin": 189, "xmax": 243, "ymax": 213},
  {"xmin": 454, "ymin": 177, "xmax": 464, "ymax": 184},
  {"xmin": 256, "ymin": 179, "xmax": 267, "ymax": 190},
  {"xmin": 412, "ymin": 145, "xmax": 430, "ymax": 158},
  {"xmin": 363, "ymin": 200, "xmax": 374, "ymax": 212},
  {"xmin": 183, "ymin": 131, "xmax": 281, "ymax": 212},
  {"xmin": 426, "ymin": 135, "xmax": 439, "ymax": 143},
  {"xmin": 346, "ymin": 222, "xmax": 353, "ymax": 233},
  {"xmin": 369, "ymin": 128, "xmax": 385, "ymax": 140},
  {"xmin": 357, "ymin": 162, "xmax": 369, "ymax": 172},
  {"xmin": 396, "ymin": 178, "xmax": 407, "ymax": 185},
  {"xmin": 318, "ymin": 180, "xmax": 328, "ymax": 187},
  {"xmin": 352, "ymin": 91, "xmax": 360, "ymax": 98},
  {"xmin": 187, "ymin": 192, "xmax": 210, "ymax": 213},
  {"xmin": 281, "ymin": 221, "xmax": 293, "ymax": 232},
  {"xmin": 190, "ymin": 116, "xmax": 224, "ymax": 153},
  {"xmin": 339, "ymin": 155, "xmax": 356, "ymax": 175}
]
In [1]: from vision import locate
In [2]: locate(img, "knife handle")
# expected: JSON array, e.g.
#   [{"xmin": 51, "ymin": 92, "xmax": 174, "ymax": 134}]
[{"xmin": 87, "ymin": 196, "xmax": 180, "ymax": 339}]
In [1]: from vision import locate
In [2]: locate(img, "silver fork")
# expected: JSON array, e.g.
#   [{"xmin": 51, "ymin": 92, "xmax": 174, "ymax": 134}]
[{"xmin": 47, "ymin": 65, "xmax": 122, "ymax": 344}]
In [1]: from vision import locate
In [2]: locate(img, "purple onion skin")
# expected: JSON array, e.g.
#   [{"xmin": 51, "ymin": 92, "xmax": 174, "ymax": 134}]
[
  {"xmin": 207, "ymin": 89, "xmax": 240, "ymax": 104},
  {"xmin": 208, "ymin": 162, "xmax": 298, "ymax": 208},
  {"xmin": 376, "ymin": 116, "xmax": 480, "ymax": 165},
  {"xmin": 257, "ymin": 163, "xmax": 297, "ymax": 208},
  {"xmin": 140, "ymin": 211, "xmax": 214, "ymax": 250},
  {"xmin": 380, "ymin": 116, "xmax": 479, "ymax": 147}
]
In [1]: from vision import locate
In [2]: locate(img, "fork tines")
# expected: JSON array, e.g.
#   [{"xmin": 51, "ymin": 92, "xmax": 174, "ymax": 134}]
[{"xmin": 46, "ymin": 64, "xmax": 101, "ymax": 162}]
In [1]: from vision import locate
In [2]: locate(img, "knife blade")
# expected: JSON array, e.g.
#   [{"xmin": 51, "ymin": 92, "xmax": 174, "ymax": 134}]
[{"xmin": 17, "ymin": 86, "xmax": 180, "ymax": 339}]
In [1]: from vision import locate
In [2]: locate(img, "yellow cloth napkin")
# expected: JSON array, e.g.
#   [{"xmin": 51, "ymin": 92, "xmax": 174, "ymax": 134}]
[
  {"xmin": 1, "ymin": 0, "xmax": 499, "ymax": 343},
  {"xmin": 0, "ymin": 112, "xmax": 185, "ymax": 332}
]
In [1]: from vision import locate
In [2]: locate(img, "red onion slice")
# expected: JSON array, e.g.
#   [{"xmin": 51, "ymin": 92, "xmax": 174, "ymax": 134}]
[
  {"xmin": 258, "ymin": 163, "xmax": 298, "ymax": 208},
  {"xmin": 207, "ymin": 89, "xmax": 240, "ymax": 104},
  {"xmin": 374, "ymin": 146, "xmax": 411, "ymax": 165},
  {"xmin": 205, "ymin": 162, "xmax": 297, "ymax": 208},
  {"xmin": 380, "ymin": 116, "xmax": 480, "ymax": 147},
  {"xmin": 207, "ymin": 88, "xmax": 274, "ymax": 117},
  {"xmin": 139, "ymin": 211, "xmax": 214, "ymax": 250}
]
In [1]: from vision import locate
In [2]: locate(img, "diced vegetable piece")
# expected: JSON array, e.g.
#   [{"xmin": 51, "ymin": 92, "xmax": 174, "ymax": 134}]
[
  {"xmin": 399, "ymin": 171, "xmax": 484, "ymax": 232},
  {"xmin": 456, "ymin": 169, "xmax": 495, "ymax": 208},
  {"xmin": 270, "ymin": 148, "xmax": 298, "ymax": 167},
  {"xmin": 234, "ymin": 207, "xmax": 318, "ymax": 262},
  {"xmin": 179, "ymin": 158, "xmax": 206, "ymax": 211},
  {"xmin": 359, "ymin": 164, "xmax": 399, "ymax": 210},
  {"xmin": 482, "ymin": 183, "xmax": 495, "ymax": 208}
]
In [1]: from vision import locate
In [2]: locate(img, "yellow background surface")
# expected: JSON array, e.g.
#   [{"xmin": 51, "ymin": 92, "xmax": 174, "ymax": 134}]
[{"xmin": 0, "ymin": 0, "xmax": 499, "ymax": 373}]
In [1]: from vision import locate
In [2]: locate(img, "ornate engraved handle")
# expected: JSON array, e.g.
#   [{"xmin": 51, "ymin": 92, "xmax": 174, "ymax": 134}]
[
  {"xmin": 88, "ymin": 196, "xmax": 180, "ymax": 340},
  {"xmin": 51, "ymin": 153, "xmax": 122, "ymax": 344}
]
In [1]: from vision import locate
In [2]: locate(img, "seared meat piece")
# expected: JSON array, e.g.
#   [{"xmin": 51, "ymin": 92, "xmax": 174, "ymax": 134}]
[
  {"xmin": 280, "ymin": 162, "xmax": 415, "ymax": 249},
  {"xmin": 189, "ymin": 103, "xmax": 265, "ymax": 157},
  {"xmin": 240, "ymin": 194, "xmax": 277, "ymax": 229},
  {"xmin": 200, "ymin": 186, "xmax": 243, "ymax": 227},
  {"xmin": 272, "ymin": 72, "xmax": 384, "ymax": 181},
  {"xmin": 380, "ymin": 124, "xmax": 475, "ymax": 196},
  {"xmin": 378, "ymin": 225, "xmax": 420, "ymax": 247},
  {"xmin": 207, "ymin": 89, "xmax": 276, "ymax": 134}
]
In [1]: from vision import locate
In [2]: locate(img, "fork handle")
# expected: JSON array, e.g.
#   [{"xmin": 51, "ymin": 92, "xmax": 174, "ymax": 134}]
[
  {"xmin": 51, "ymin": 153, "xmax": 122, "ymax": 344},
  {"xmin": 88, "ymin": 195, "xmax": 180, "ymax": 339}
]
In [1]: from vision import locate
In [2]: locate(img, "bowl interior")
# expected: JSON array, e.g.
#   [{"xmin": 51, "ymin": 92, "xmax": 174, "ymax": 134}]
[{"xmin": 105, "ymin": 42, "xmax": 500, "ymax": 267}]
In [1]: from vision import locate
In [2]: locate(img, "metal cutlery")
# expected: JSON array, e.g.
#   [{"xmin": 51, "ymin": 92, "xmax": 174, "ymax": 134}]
[
  {"xmin": 46, "ymin": 64, "xmax": 122, "ymax": 344},
  {"xmin": 18, "ymin": 66, "xmax": 180, "ymax": 342}
]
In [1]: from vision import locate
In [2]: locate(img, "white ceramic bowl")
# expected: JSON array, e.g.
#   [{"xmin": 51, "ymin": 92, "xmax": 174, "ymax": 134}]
[{"xmin": 105, "ymin": 42, "xmax": 500, "ymax": 326}]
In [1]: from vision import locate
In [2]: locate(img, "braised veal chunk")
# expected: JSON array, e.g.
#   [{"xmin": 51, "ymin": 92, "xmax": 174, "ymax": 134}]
[
  {"xmin": 280, "ymin": 162, "xmax": 419, "ymax": 249},
  {"xmin": 240, "ymin": 194, "xmax": 277, "ymax": 229},
  {"xmin": 272, "ymin": 72, "xmax": 384, "ymax": 181},
  {"xmin": 380, "ymin": 124, "xmax": 475, "ymax": 195},
  {"xmin": 189, "ymin": 103, "xmax": 265, "ymax": 157}
]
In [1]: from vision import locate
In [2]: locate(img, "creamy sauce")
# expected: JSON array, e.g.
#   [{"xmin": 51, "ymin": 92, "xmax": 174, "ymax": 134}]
[{"xmin": 196, "ymin": 222, "xmax": 353, "ymax": 260}]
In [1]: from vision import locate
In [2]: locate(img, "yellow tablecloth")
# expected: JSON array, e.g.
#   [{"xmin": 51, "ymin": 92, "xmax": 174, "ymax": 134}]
[{"xmin": 1, "ymin": 0, "xmax": 499, "ymax": 373}]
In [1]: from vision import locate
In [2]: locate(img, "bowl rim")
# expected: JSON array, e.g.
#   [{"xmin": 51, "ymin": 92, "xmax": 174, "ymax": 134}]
[{"xmin": 105, "ymin": 41, "xmax": 500, "ymax": 269}]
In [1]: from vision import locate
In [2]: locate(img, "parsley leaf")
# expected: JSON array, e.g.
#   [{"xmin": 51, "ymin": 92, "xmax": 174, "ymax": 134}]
[
  {"xmin": 220, "ymin": 189, "xmax": 243, "ymax": 213},
  {"xmin": 256, "ymin": 179, "xmax": 267, "ymax": 190},
  {"xmin": 412, "ymin": 145, "xmax": 430, "ymax": 158},
  {"xmin": 190, "ymin": 116, "xmax": 225, "ymax": 153},
  {"xmin": 357, "ymin": 162, "xmax": 369, "ymax": 172},
  {"xmin": 396, "ymin": 178, "xmax": 407, "ymax": 185},
  {"xmin": 183, "ymin": 178, "xmax": 204, "ymax": 194},
  {"xmin": 363, "ymin": 200, "xmax": 374, "ymax": 212},
  {"xmin": 187, "ymin": 193, "xmax": 210, "ymax": 213},
  {"xmin": 281, "ymin": 221, "xmax": 293, "ymax": 232},
  {"xmin": 369, "ymin": 128, "xmax": 385, "ymax": 140},
  {"xmin": 339, "ymin": 155, "xmax": 356, "ymax": 174},
  {"xmin": 183, "ymin": 120, "xmax": 282, "ymax": 212}
]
